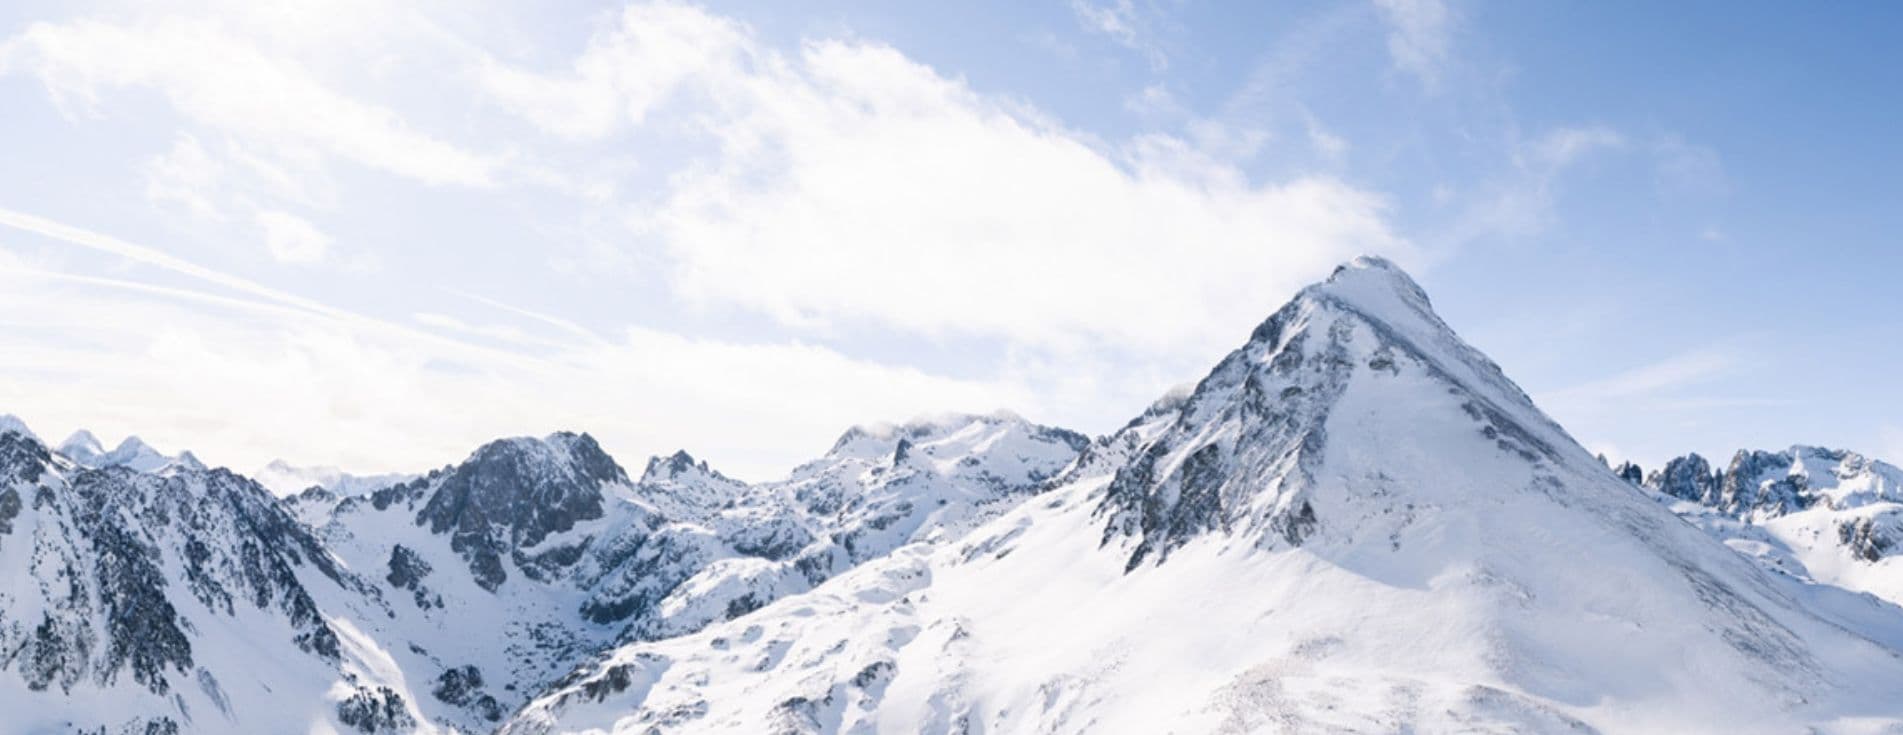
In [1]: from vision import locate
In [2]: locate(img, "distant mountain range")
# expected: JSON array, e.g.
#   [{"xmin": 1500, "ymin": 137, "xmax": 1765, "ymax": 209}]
[{"xmin": 3, "ymin": 257, "xmax": 1901, "ymax": 734}]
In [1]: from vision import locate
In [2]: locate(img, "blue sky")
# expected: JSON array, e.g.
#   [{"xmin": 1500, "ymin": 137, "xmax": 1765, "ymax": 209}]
[{"xmin": 0, "ymin": 0, "xmax": 1897, "ymax": 480}]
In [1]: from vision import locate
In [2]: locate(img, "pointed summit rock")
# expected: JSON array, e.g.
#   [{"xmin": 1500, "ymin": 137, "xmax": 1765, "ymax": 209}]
[
  {"xmin": 1098, "ymin": 254, "xmax": 1577, "ymax": 568},
  {"xmin": 637, "ymin": 449, "xmax": 746, "ymax": 521},
  {"xmin": 413, "ymin": 432, "xmax": 625, "ymax": 590}
]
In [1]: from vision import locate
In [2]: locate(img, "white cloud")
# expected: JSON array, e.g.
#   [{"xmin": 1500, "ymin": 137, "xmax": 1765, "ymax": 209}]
[
  {"xmin": 1070, "ymin": 0, "xmax": 1168, "ymax": 71},
  {"xmin": 255, "ymin": 209, "xmax": 330, "ymax": 264},
  {"xmin": 0, "ymin": 16, "xmax": 494, "ymax": 186},
  {"xmin": 485, "ymin": 10, "xmax": 1409, "ymax": 357},
  {"xmin": 478, "ymin": 1, "xmax": 751, "ymax": 140},
  {"xmin": 1304, "ymin": 112, "xmax": 1349, "ymax": 159},
  {"xmin": 143, "ymin": 134, "xmax": 226, "ymax": 219},
  {"xmin": 1372, "ymin": 0, "xmax": 1452, "ymax": 88}
]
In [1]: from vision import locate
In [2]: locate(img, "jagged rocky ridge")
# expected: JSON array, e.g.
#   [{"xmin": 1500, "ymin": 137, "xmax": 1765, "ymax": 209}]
[
  {"xmin": 0, "ymin": 428, "xmax": 372, "ymax": 734},
  {"xmin": 0, "ymin": 410, "xmax": 1086, "ymax": 733},
  {"xmin": 1611, "ymin": 447, "xmax": 1903, "ymax": 610},
  {"xmin": 508, "ymin": 257, "xmax": 1903, "ymax": 734}
]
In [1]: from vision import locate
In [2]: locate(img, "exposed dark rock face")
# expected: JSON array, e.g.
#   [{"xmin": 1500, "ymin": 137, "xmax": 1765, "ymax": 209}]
[
  {"xmin": 1840, "ymin": 515, "xmax": 1899, "ymax": 562},
  {"xmin": 1098, "ymin": 291, "xmax": 1350, "ymax": 569},
  {"xmin": 1614, "ymin": 461, "xmax": 1644, "ymax": 485},
  {"xmin": 386, "ymin": 544, "xmax": 431, "ymax": 589},
  {"xmin": 1099, "ymin": 257, "xmax": 1572, "ymax": 571},
  {"xmin": 88, "ymin": 516, "xmax": 192, "ymax": 695},
  {"xmin": 416, "ymin": 432, "xmax": 623, "ymax": 591},
  {"xmin": 1648, "ymin": 454, "xmax": 1719, "ymax": 504},
  {"xmin": 1719, "ymin": 450, "xmax": 1811, "ymax": 516},
  {"xmin": 0, "ymin": 429, "xmax": 49, "ymax": 485},
  {"xmin": 336, "ymin": 686, "xmax": 415, "ymax": 733},
  {"xmin": 431, "ymin": 664, "xmax": 501, "ymax": 719},
  {"xmin": 0, "ymin": 485, "xmax": 20, "ymax": 535},
  {"xmin": 0, "ymin": 432, "xmax": 354, "ymax": 704},
  {"xmin": 1645, "ymin": 446, "xmax": 1900, "ymax": 521},
  {"xmin": 385, "ymin": 544, "xmax": 442, "ymax": 609}
]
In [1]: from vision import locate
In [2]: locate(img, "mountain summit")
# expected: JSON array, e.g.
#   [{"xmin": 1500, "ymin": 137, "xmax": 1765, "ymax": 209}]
[{"xmin": 514, "ymin": 257, "xmax": 1903, "ymax": 734}]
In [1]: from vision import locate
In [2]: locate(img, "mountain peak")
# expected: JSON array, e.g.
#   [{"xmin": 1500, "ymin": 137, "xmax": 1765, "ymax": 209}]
[
  {"xmin": 95, "ymin": 434, "xmax": 173, "ymax": 472},
  {"xmin": 1308, "ymin": 254, "xmax": 1433, "ymax": 313},
  {"xmin": 419, "ymin": 431, "xmax": 624, "ymax": 590},
  {"xmin": 112, "ymin": 434, "xmax": 151, "ymax": 452},
  {"xmin": 171, "ymin": 450, "xmax": 207, "ymax": 472},
  {"xmin": 0, "ymin": 414, "xmax": 38, "ymax": 443},
  {"xmin": 1100, "ymin": 254, "xmax": 1581, "ymax": 567},
  {"xmin": 59, "ymin": 429, "xmax": 103, "ymax": 458},
  {"xmin": 641, "ymin": 449, "xmax": 709, "ymax": 481}
]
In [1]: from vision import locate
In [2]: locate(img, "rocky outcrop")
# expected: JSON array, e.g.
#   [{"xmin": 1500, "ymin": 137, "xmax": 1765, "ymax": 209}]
[
  {"xmin": 1647, "ymin": 446, "xmax": 1903, "ymax": 519},
  {"xmin": 416, "ymin": 432, "xmax": 621, "ymax": 591}
]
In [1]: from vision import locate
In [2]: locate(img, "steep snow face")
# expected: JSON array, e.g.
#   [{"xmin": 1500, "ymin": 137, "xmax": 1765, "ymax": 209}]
[
  {"xmin": 513, "ymin": 257, "xmax": 1903, "ymax": 734},
  {"xmin": 0, "ymin": 429, "xmax": 424, "ymax": 735},
  {"xmin": 1624, "ymin": 448, "xmax": 1903, "ymax": 610}
]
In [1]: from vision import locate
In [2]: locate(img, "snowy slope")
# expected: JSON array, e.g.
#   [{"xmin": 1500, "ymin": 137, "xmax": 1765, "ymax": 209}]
[{"xmin": 509, "ymin": 257, "xmax": 1903, "ymax": 735}]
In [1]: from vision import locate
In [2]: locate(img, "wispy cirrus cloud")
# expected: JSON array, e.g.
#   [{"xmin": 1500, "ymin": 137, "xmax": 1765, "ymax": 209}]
[
  {"xmin": 1544, "ymin": 348, "xmax": 1735, "ymax": 406},
  {"xmin": 1070, "ymin": 0, "xmax": 1170, "ymax": 71},
  {"xmin": 0, "ymin": 16, "xmax": 495, "ymax": 187},
  {"xmin": 1371, "ymin": 0, "xmax": 1453, "ymax": 89},
  {"xmin": 0, "ymin": 210, "xmax": 1036, "ymax": 480}
]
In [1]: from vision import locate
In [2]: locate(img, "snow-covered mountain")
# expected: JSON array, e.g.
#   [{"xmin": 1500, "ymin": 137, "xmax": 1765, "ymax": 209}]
[
  {"xmin": 54, "ymin": 429, "xmax": 201, "ymax": 474},
  {"xmin": 1615, "ymin": 447, "xmax": 1903, "ymax": 614},
  {"xmin": 507, "ymin": 257, "xmax": 1903, "ymax": 734},
  {"xmin": 7, "ymin": 257, "xmax": 1903, "ymax": 734},
  {"xmin": 0, "ymin": 425, "xmax": 401, "ymax": 734},
  {"xmin": 0, "ymin": 407, "xmax": 1086, "ymax": 733}
]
